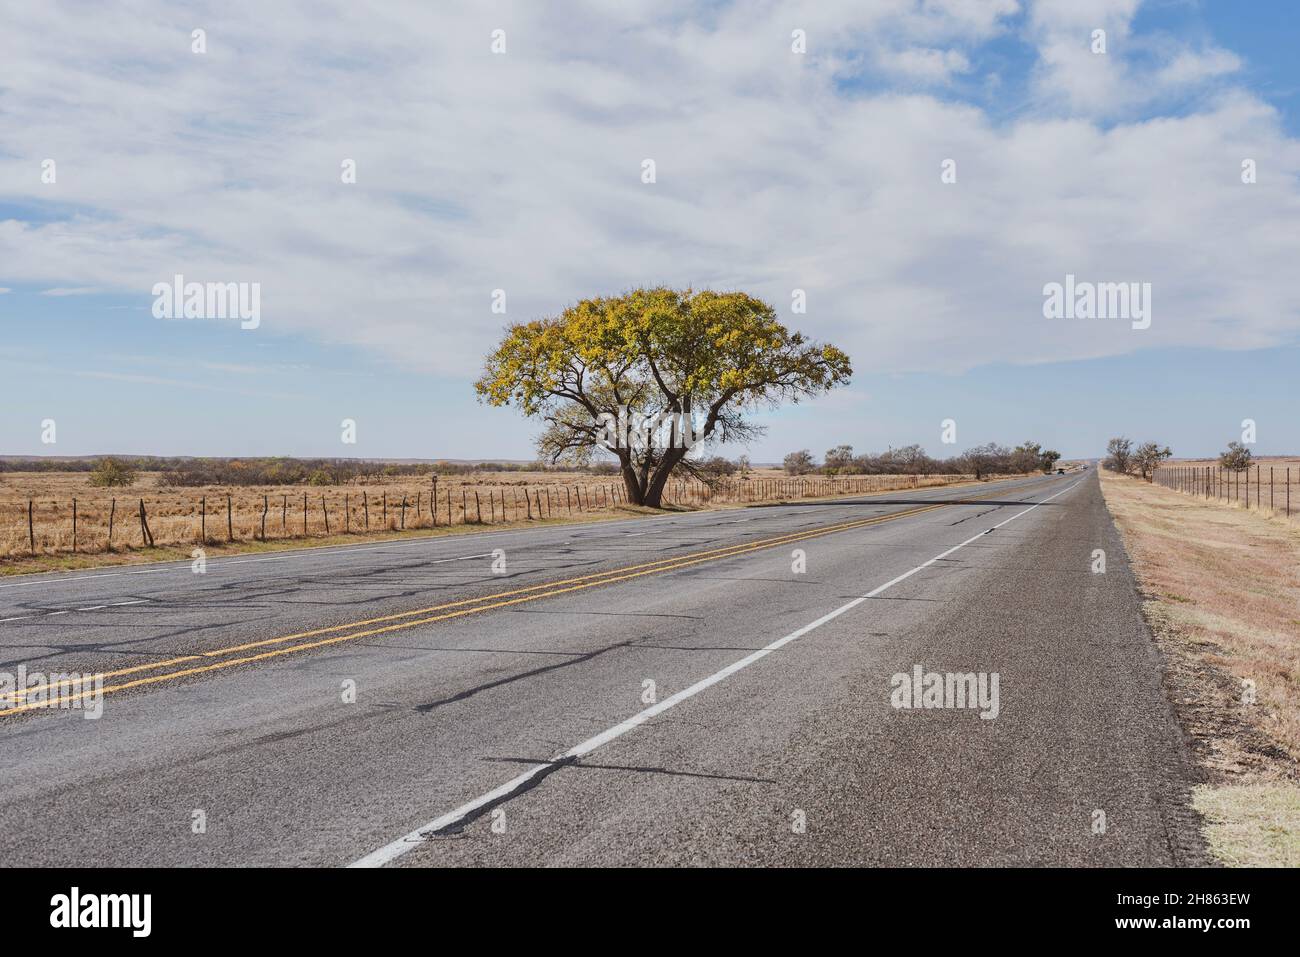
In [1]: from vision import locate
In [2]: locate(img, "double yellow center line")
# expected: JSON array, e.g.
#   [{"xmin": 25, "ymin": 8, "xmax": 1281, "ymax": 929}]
[{"xmin": 1, "ymin": 483, "xmax": 1029, "ymax": 716}]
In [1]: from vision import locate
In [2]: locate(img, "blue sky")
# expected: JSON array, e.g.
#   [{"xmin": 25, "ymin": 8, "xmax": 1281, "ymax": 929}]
[{"xmin": 1, "ymin": 1, "xmax": 1297, "ymax": 462}]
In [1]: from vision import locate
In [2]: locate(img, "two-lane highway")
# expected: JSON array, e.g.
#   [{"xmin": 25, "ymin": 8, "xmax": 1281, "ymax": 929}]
[{"xmin": 0, "ymin": 472, "xmax": 1207, "ymax": 866}]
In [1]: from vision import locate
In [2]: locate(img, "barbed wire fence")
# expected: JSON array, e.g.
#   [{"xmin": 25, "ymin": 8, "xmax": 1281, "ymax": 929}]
[
  {"xmin": 1152, "ymin": 463, "xmax": 1294, "ymax": 520},
  {"xmin": 5, "ymin": 472, "xmax": 986, "ymax": 559}
]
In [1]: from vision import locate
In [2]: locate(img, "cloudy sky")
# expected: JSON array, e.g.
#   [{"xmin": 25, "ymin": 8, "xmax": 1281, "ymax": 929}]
[{"xmin": 1, "ymin": 0, "xmax": 1297, "ymax": 461}]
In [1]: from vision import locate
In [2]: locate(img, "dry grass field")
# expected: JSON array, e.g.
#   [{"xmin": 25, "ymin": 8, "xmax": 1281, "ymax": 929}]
[
  {"xmin": 1100, "ymin": 467, "xmax": 1300, "ymax": 866},
  {"xmin": 1155, "ymin": 456, "xmax": 1300, "ymax": 520},
  {"xmin": 0, "ymin": 467, "xmax": 978, "ymax": 572},
  {"xmin": 1166, "ymin": 455, "xmax": 1300, "ymax": 470}
]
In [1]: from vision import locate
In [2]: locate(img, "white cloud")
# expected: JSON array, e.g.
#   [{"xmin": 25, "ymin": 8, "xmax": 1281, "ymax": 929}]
[
  {"xmin": 40, "ymin": 287, "xmax": 101, "ymax": 296},
  {"xmin": 879, "ymin": 47, "xmax": 972, "ymax": 83},
  {"xmin": 1156, "ymin": 48, "xmax": 1242, "ymax": 88},
  {"xmin": 1025, "ymin": 0, "xmax": 1245, "ymax": 116},
  {"xmin": 0, "ymin": 0, "xmax": 1294, "ymax": 390}
]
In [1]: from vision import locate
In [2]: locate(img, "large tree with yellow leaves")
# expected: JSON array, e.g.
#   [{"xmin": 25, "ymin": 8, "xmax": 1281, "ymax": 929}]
[{"xmin": 475, "ymin": 288, "xmax": 852, "ymax": 508}]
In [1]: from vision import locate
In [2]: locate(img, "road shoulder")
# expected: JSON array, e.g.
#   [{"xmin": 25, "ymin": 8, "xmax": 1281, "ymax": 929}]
[{"xmin": 1099, "ymin": 468, "xmax": 1300, "ymax": 867}]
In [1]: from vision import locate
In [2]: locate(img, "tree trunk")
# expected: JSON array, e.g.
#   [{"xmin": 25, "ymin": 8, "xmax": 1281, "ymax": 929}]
[
  {"xmin": 642, "ymin": 447, "xmax": 687, "ymax": 508},
  {"xmin": 620, "ymin": 462, "xmax": 645, "ymax": 505}
]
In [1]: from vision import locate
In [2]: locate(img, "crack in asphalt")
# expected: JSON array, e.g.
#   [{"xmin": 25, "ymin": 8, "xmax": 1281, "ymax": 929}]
[
  {"xmin": 413, "ymin": 639, "xmax": 639, "ymax": 713},
  {"xmin": 486, "ymin": 755, "xmax": 777, "ymax": 785}
]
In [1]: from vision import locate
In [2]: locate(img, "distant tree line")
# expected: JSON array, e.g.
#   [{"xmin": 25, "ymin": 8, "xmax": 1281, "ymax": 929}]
[
  {"xmin": 782, "ymin": 442, "xmax": 1061, "ymax": 479},
  {"xmin": 158, "ymin": 458, "xmax": 623, "ymax": 486},
  {"xmin": 0, "ymin": 456, "xmax": 616, "ymax": 487}
]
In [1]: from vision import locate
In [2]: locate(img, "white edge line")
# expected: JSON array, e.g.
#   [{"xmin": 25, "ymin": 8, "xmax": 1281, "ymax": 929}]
[{"xmin": 349, "ymin": 478, "xmax": 1081, "ymax": 868}]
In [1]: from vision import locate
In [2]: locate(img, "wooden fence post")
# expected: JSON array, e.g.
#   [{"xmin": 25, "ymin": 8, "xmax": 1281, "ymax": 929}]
[
  {"xmin": 108, "ymin": 498, "xmax": 116, "ymax": 550},
  {"xmin": 363, "ymin": 490, "xmax": 370, "ymax": 530},
  {"xmin": 400, "ymin": 495, "xmax": 407, "ymax": 529},
  {"xmin": 303, "ymin": 492, "xmax": 309, "ymax": 534},
  {"xmin": 139, "ymin": 499, "xmax": 154, "ymax": 547},
  {"xmin": 431, "ymin": 477, "xmax": 438, "ymax": 526},
  {"xmin": 227, "ymin": 493, "xmax": 234, "ymax": 541},
  {"xmin": 72, "ymin": 498, "xmax": 77, "ymax": 553},
  {"xmin": 28, "ymin": 500, "xmax": 34, "ymax": 553},
  {"xmin": 345, "ymin": 493, "xmax": 350, "ymax": 533},
  {"xmin": 262, "ymin": 494, "xmax": 269, "ymax": 540},
  {"xmin": 323, "ymin": 494, "xmax": 330, "ymax": 534},
  {"xmin": 200, "ymin": 496, "xmax": 206, "ymax": 543}
]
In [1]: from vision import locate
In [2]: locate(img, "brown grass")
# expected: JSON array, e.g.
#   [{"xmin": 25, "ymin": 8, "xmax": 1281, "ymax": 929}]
[
  {"xmin": 1167, "ymin": 455, "xmax": 1300, "ymax": 470},
  {"xmin": 1157, "ymin": 456, "xmax": 1300, "ymax": 521},
  {"xmin": 1099, "ymin": 468, "xmax": 1300, "ymax": 865}
]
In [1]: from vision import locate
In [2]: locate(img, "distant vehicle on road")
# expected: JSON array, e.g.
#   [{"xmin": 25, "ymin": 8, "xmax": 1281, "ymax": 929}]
[{"xmin": 1057, "ymin": 468, "xmax": 1066, "ymax": 474}]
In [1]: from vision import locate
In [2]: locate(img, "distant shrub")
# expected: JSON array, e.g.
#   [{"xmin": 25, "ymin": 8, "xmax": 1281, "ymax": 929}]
[
  {"xmin": 1133, "ymin": 441, "xmax": 1173, "ymax": 481},
  {"xmin": 88, "ymin": 457, "xmax": 137, "ymax": 487},
  {"xmin": 695, "ymin": 456, "xmax": 738, "ymax": 480},
  {"xmin": 1219, "ymin": 441, "xmax": 1252, "ymax": 472},
  {"xmin": 783, "ymin": 450, "xmax": 817, "ymax": 475}
]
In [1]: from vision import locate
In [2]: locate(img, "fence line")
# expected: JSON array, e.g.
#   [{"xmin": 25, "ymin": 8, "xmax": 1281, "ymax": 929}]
[
  {"xmin": 1152, "ymin": 464, "xmax": 1294, "ymax": 520},
  {"xmin": 4, "ymin": 472, "xmax": 984, "ymax": 559}
]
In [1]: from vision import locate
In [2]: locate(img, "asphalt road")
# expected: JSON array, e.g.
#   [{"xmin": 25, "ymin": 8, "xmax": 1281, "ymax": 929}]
[{"xmin": 0, "ymin": 470, "xmax": 1207, "ymax": 866}]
